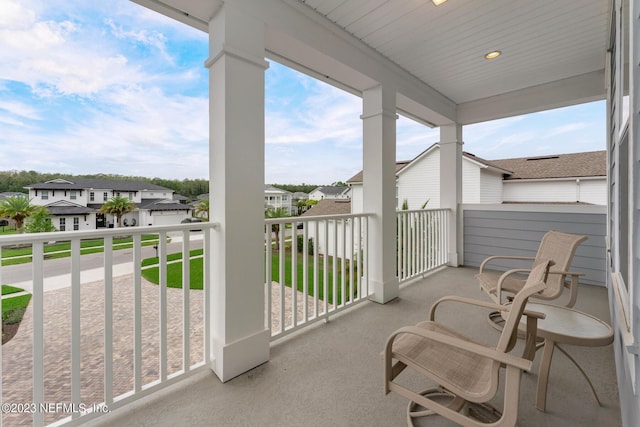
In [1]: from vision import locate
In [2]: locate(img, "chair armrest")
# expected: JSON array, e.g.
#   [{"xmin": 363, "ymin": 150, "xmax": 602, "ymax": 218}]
[
  {"xmin": 546, "ymin": 270, "xmax": 584, "ymax": 308},
  {"xmin": 384, "ymin": 325, "xmax": 533, "ymax": 372},
  {"xmin": 495, "ymin": 268, "xmax": 533, "ymax": 303},
  {"xmin": 429, "ymin": 295, "xmax": 510, "ymax": 321},
  {"xmin": 478, "ymin": 255, "xmax": 536, "ymax": 274}
]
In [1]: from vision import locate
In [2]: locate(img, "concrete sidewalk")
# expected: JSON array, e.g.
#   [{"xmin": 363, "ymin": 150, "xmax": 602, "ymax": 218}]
[
  {"xmin": 6, "ymin": 231, "xmax": 204, "ymax": 294},
  {"xmin": 9, "ymin": 262, "xmax": 136, "ymax": 294}
]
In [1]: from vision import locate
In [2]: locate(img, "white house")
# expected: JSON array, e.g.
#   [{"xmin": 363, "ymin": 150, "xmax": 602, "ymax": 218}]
[
  {"xmin": 348, "ymin": 145, "xmax": 606, "ymax": 213},
  {"xmin": 264, "ymin": 185, "xmax": 293, "ymax": 214},
  {"xmin": 308, "ymin": 186, "xmax": 350, "ymax": 201},
  {"xmin": 25, "ymin": 178, "xmax": 192, "ymax": 230}
]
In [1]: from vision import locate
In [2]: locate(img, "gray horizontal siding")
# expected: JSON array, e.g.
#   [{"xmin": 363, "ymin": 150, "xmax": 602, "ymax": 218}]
[{"xmin": 463, "ymin": 208, "xmax": 606, "ymax": 286}]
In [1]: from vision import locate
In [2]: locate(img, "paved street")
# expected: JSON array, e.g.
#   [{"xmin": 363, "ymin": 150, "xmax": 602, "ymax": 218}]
[{"xmin": 1, "ymin": 233, "xmax": 204, "ymax": 292}]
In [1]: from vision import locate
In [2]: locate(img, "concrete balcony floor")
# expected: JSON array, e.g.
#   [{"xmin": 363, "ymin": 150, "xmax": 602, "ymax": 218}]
[{"xmin": 88, "ymin": 267, "xmax": 620, "ymax": 427}]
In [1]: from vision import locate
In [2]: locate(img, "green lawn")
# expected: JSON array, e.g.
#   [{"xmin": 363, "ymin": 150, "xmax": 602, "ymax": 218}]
[
  {"xmin": 141, "ymin": 250, "xmax": 359, "ymax": 306},
  {"xmin": 1, "ymin": 234, "xmax": 162, "ymax": 266},
  {"xmin": 1, "ymin": 285, "xmax": 31, "ymax": 323}
]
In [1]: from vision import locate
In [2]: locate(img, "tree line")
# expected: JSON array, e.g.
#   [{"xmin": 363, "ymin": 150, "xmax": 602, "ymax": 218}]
[
  {"xmin": 0, "ymin": 171, "xmax": 349, "ymax": 201},
  {"xmin": 0, "ymin": 170, "xmax": 210, "ymax": 200}
]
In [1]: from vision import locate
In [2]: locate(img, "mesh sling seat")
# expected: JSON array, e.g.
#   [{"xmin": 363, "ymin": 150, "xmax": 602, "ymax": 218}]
[
  {"xmin": 476, "ymin": 230, "xmax": 587, "ymax": 308},
  {"xmin": 383, "ymin": 260, "xmax": 553, "ymax": 427}
]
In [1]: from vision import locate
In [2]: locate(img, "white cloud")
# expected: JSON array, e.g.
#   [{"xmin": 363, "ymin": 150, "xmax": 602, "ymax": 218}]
[{"xmin": 0, "ymin": 100, "xmax": 41, "ymax": 120}]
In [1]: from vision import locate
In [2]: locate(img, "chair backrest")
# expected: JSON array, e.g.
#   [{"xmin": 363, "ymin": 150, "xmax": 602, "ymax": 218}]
[
  {"xmin": 497, "ymin": 259, "xmax": 552, "ymax": 352},
  {"xmin": 531, "ymin": 230, "xmax": 587, "ymax": 299}
]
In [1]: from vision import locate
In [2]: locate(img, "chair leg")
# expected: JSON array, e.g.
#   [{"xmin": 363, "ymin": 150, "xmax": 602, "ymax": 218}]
[{"xmin": 407, "ymin": 387, "xmax": 465, "ymax": 421}]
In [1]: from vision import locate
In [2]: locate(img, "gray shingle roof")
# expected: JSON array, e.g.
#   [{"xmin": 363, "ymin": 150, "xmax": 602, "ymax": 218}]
[
  {"xmin": 25, "ymin": 178, "xmax": 172, "ymax": 192},
  {"xmin": 138, "ymin": 199, "xmax": 191, "ymax": 211},
  {"xmin": 300, "ymin": 199, "xmax": 351, "ymax": 217},
  {"xmin": 489, "ymin": 151, "xmax": 606, "ymax": 180},
  {"xmin": 312, "ymin": 186, "xmax": 349, "ymax": 196}
]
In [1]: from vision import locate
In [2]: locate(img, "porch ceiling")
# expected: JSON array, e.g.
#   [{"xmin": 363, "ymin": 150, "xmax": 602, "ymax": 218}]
[{"xmin": 133, "ymin": 0, "xmax": 610, "ymax": 125}]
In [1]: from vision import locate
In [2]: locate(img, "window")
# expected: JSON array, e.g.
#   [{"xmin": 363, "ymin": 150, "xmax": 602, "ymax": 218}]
[
  {"xmin": 103, "ymin": 192, "xmax": 108, "ymax": 201},
  {"xmin": 59, "ymin": 218, "xmax": 66, "ymax": 231},
  {"xmin": 282, "ymin": 195, "xmax": 288, "ymax": 201},
  {"xmin": 90, "ymin": 192, "xmax": 95, "ymax": 202},
  {"xmin": 41, "ymin": 190, "xmax": 49, "ymax": 200},
  {"xmin": 73, "ymin": 217, "xmax": 79, "ymax": 231},
  {"xmin": 70, "ymin": 191, "xmax": 77, "ymax": 200}
]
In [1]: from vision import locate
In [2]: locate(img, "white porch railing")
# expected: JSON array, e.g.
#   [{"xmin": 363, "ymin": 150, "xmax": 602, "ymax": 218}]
[
  {"xmin": 396, "ymin": 209, "xmax": 449, "ymax": 284},
  {"xmin": 265, "ymin": 213, "xmax": 372, "ymax": 340},
  {"xmin": 0, "ymin": 222, "xmax": 214, "ymax": 426},
  {"xmin": 0, "ymin": 209, "xmax": 447, "ymax": 425}
]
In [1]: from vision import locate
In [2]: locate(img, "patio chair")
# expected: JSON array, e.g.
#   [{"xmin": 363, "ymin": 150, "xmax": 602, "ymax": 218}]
[
  {"xmin": 476, "ymin": 230, "xmax": 587, "ymax": 309},
  {"xmin": 383, "ymin": 260, "xmax": 553, "ymax": 427}
]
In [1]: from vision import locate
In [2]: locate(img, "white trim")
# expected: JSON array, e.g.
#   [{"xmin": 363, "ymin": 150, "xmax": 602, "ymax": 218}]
[{"xmin": 462, "ymin": 203, "xmax": 607, "ymax": 214}]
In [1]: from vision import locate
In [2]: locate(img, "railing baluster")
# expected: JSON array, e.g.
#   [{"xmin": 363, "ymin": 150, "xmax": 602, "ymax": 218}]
[
  {"xmin": 133, "ymin": 234, "xmax": 142, "ymax": 392},
  {"xmin": 291, "ymin": 222, "xmax": 297, "ymax": 327},
  {"xmin": 279, "ymin": 228, "xmax": 285, "ymax": 332},
  {"xmin": 71, "ymin": 238, "xmax": 81, "ymax": 419},
  {"xmin": 302, "ymin": 224, "xmax": 309, "ymax": 322},
  {"xmin": 332, "ymin": 219, "xmax": 338, "ymax": 308},
  {"xmin": 340, "ymin": 219, "xmax": 346, "ymax": 307},
  {"xmin": 313, "ymin": 221, "xmax": 319, "ymax": 319},
  {"xmin": 182, "ymin": 230, "xmax": 190, "ymax": 373},
  {"xmin": 323, "ymin": 219, "xmax": 329, "ymax": 315},
  {"xmin": 32, "ymin": 241, "xmax": 44, "ymax": 427},
  {"xmin": 159, "ymin": 231, "xmax": 168, "ymax": 382},
  {"xmin": 104, "ymin": 236, "xmax": 113, "ymax": 406}
]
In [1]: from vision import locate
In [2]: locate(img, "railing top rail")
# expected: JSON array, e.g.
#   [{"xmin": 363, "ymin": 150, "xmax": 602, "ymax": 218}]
[
  {"xmin": 396, "ymin": 208, "xmax": 451, "ymax": 214},
  {"xmin": 265, "ymin": 212, "xmax": 374, "ymax": 224},
  {"xmin": 0, "ymin": 222, "xmax": 219, "ymax": 245}
]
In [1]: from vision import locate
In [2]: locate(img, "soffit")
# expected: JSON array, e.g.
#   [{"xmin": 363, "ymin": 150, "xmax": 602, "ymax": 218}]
[{"xmin": 299, "ymin": 0, "xmax": 609, "ymax": 104}]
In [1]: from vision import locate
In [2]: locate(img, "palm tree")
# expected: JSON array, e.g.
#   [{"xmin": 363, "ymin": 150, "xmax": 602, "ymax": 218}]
[
  {"xmin": 265, "ymin": 207, "xmax": 289, "ymax": 250},
  {"xmin": 194, "ymin": 199, "xmax": 210, "ymax": 220},
  {"xmin": 99, "ymin": 196, "xmax": 136, "ymax": 228},
  {"xmin": 0, "ymin": 195, "xmax": 36, "ymax": 233}
]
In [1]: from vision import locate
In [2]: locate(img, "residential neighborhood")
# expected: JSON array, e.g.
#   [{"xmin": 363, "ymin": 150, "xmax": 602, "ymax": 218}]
[{"xmin": 23, "ymin": 177, "xmax": 192, "ymax": 230}]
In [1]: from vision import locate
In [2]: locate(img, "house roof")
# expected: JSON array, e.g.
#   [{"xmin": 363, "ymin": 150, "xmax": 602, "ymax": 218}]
[
  {"xmin": 265, "ymin": 185, "xmax": 292, "ymax": 194},
  {"xmin": 300, "ymin": 199, "xmax": 351, "ymax": 217},
  {"xmin": 347, "ymin": 147, "xmax": 604, "ymax": 184},
  {"xmin": 44, "ymin": 201, "xmax": 96, "ymax": 216},
  {"xmin": 310, "ymin": 186, "xmax": 349, "ymax": 196},
  {"xmin": 489, "ymin": 151, "xmax": 606, "ymax": 180},
  {"xmin": 347, "ymin": 162, "xmax": 410, "ymax": 184},
  {"xmin": 138, "ymin": 199, "xmax": 192, "ymax": 211},
  {"xmin": 25, "ymin": 178, "xmax": 173, "ymax": 192},
  {"xmin": 347, "ymin": 144, "xmax": 510, "ymax": 184}
]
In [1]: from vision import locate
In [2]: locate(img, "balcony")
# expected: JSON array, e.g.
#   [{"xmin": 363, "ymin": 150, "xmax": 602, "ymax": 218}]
[
  {"xmin": 87, "ymin": 266, "xmax": 617, "ymax": 427},
  {"xmin": 0, "ymin": 207, "xmax": 617, "ymax": 426}
]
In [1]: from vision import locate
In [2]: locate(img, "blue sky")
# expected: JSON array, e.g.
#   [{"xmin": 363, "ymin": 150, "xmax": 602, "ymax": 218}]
[{"xmin": 0, "ymin": 0, "xmax": 606, "ymax": 185}]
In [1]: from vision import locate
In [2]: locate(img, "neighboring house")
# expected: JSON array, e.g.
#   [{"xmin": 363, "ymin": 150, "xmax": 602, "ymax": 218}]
[
  {"xmin": 264, "ymin": 185, "xmax": 294, "ymax": 215},
  {"xmin": 489, "ymin": 151, "xmax": 607, "ymax": 204},
  {"xmin": 308, "ymin": 186, "xmax": 350, "ymax": 201},
  {"xmin": 25, "ymin": 178, "xmax": 192, "ymax": 231},
  {"xmin": 348, "ymin": 145, "xmax": 606, "ymax": 213},
  {"xmin": 300, "ymin": 199, "xmax": 352, "ymax": 257},
  {"xmin": 348, "ymin": 144, "xmax": 510, "ymax": 213}
]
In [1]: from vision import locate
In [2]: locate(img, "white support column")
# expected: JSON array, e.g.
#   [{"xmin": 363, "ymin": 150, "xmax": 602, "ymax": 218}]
[
  {"xmin": 362, "ymin": 85, "xmax": 399, "ymax": 304},
  {"xmin": 439, "ymin": 124, "xmax": 463, "ymax": 266},
  {"xmin": 206, "ymin": 4, "xmax": 270, "ymax": 382}
]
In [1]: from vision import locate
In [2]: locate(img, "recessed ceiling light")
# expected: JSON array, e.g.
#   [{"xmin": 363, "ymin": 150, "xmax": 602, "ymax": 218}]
[
  {"xmin": 484, "ymin": 50, "xmax": 502, "ymax": 59},
  {"xmin": 432, "ymin": 0, "xmax": 448, "ymax": 5}
]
